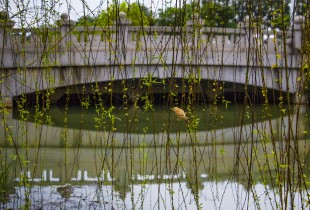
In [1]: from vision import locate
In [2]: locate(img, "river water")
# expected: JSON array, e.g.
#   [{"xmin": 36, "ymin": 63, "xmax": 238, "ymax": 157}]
[{"xmin": 0, "ymin": 104, "xmax": 310, "ymax": 209}]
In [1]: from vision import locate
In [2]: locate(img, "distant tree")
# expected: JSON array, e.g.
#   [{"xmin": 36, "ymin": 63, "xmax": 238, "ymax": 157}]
[
  {"xmin": 156, "ymin": 4, "xmax": 192, "ymax": 26},
  {"xmin": 127, "ymin": 2, "xmax": 151, "ymax": 26},
  {"xmin": 96, "ymin": 2, "xmax": 122, "ymax": 26},
  {"xmin": 75, "ymin": 0, "xmax": 289, "ymax": 29},
  {"xmin": 76, "ymin": 16, "xmax": 96, "ymax": 26},
  {"xmin": 96, "ymin": 1, "xmax": 151, "ymax": 26},
  {"xmin": 232, "ymin": 0, "xmax": 290, "ymax": 29},
  {"xmin": 201, "ymin": 1, "xmax": 236, "ymax": 28},
  {"xmin": 138, "ymin": 4, "xmax": 156, "ymax": 26},
  {"xmin": 295, "ymin": 0, "xmax": 308, "ymax": 16}
]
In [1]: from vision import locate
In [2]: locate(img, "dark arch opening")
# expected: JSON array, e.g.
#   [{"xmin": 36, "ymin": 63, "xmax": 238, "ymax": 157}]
[{"xmin": 13, "ymin": 78, "xmax": 292, "ymax": 108}]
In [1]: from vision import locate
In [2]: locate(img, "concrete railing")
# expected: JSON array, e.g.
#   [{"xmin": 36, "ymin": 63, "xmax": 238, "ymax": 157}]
[{"xmin": 0, "ymin": 12, "xmax": 304, "ymax": 68}]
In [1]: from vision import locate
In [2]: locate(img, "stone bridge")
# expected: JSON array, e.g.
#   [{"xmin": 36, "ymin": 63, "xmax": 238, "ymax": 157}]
[{"xmin": 0, "ymin": 12, "xmax": 306, "ymax": 107}]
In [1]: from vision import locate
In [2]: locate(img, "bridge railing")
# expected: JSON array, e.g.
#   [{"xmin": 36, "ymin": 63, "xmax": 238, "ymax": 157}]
[{"xmin": 0, "ymin": 11, "xmax": 304, "ymax": 69}]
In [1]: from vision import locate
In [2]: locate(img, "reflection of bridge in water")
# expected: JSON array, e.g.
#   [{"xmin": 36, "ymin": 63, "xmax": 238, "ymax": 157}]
[
  {"xmin": 0, "ymin": 13, "xmax": 306, "ymax": 107},
  {"xmin": 14, "ymin": 168, "xmax": 203, "ymax": 183},
  {"xmin": 1, "ymin": 106, "xmax": 308, "ymax": 182},
  {"xmin": 4, "ymin": 139, "xmax": 310, "ymax": 208},
  {"xmin": 4, "ymin": 137, "xmax": 310, "ymax": 186},
  {"xmin": 2, "ymin": 107, "xmax": 309, "ymax": 207},
  {"xmin": 1, "ymin": 105, "xmax": 306, "ymax": 147}
]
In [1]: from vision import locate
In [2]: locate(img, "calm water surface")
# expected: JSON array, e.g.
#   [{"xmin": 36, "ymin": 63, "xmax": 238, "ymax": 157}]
[{"xmin": 1, "ymin": 104, "xmax": 310, "ymax": 209}]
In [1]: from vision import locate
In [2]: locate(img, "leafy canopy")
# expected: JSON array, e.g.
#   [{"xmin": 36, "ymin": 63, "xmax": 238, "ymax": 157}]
[
  {"xmin": 76, "ymin": 0, "xmax": 291, "ymax": 29},
  {"xmin": 77, "ymin": 1, "xmax": 151, "ymax": 26}
]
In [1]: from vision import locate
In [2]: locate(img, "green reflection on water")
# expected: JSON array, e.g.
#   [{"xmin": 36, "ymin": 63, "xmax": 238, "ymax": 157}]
[{"xmin": 14, "ymin": 104, "xmax": 289, "ymax": 133}]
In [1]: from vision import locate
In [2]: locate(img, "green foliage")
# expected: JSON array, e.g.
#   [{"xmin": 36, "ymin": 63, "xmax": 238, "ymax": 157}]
[
  {"xmin": 201, "ymin": 1, "xmax": 236, "ymax": 28},
  {"xmin": 126, "ymin": 2, "xmax": 151, "ymax": 26},
  {"xmin": 156, "ymin": 4, "xmax": 192, "ymax": 26},
  {"xmin": 243, "ymin": 0, "xmax": 290, "ymax": 29},
  {"xmin": 86, "ymin": 1, "xmax": 152, "ymax": 26},
  {"xmin": 270, "ymin": 9, "xmax": 290, "ymax": 30},
  {"xmin": 76, "ymin": 16, "xmax": 96, "ymax": 26},
  {"xmin": 74, "ymin": 0, "xmax": 290, "ymax": 29}
]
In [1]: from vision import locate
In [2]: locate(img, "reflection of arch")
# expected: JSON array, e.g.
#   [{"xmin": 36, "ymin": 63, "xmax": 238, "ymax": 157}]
[
  {"xmin": 1, "ymin": 107, "xmax": 308, "ymax": 190},
  {"xmin": 3, "ymin": 106, "xmax": 306, "ymax": 147},
  {"xmin": 3, "ymin": 137, "xmax": 310, "ymax": 190}
]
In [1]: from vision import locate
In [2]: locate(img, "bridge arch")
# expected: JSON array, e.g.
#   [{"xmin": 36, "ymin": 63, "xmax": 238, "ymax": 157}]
[
  {"xmin": 13, "ymin": 75, "xmax": 293, "ymax": 107},
  {"xmin": 0, "ymin": 13, "xmax": 305, "ymax": 107}
]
